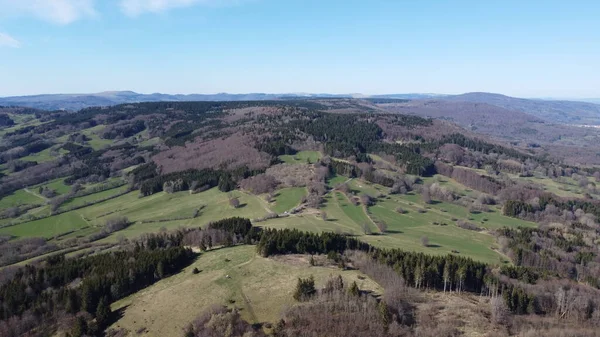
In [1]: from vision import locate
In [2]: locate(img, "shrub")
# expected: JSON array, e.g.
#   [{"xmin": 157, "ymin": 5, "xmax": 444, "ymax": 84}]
[{"xmin": 293, "ymin": 275, "xmax": 316, "ymax": 301}]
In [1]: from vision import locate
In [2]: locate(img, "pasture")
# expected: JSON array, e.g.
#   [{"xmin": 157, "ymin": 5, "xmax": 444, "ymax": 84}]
[
  {"xmin": 34, "ymin": 178, "xmax": 71, "ymax": 195},
  {"xmin": 279, "ymin": 150, "xmax": 322, "ymax": 164},
  {"xmin": 0, "ymin": 211, "xmax": 88, "ymax": 239},
  {"xmin": 271, "ymin": 187, "xmax": 306, "ymax": 213},
  {"xmin": 0, "ymin": 189, "xmax": 43, "ymax": 209},
  {"xmin": 110, "ymin": 245, "xmax": 382, "ymax": 336}
]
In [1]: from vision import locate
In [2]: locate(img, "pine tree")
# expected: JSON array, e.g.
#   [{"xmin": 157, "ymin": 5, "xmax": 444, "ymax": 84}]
[
  {"xmin": 349, "ymin": 281, "xmax": 360, "ymax": 296},
  {"xmin": 293, "ymin": 275, "xmax": 316, "ymax": 301},
  {"xmin": 95, "ymin": 297, "xmax": 111, "ymax": 327}
]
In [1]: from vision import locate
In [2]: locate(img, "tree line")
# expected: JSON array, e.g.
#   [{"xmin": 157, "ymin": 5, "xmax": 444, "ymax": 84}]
[{"xmin": 0, "ymin": 231, "xmax": 195, "ymax": 337}]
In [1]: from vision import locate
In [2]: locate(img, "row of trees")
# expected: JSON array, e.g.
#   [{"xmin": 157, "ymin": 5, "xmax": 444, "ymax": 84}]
[
  {"xmin": 0, "ymin": 231, "xmax": 195, "ymax": 336},
  {"xmin": 254, "ymin": 227, "xmax": 488, "ymax": 293}
]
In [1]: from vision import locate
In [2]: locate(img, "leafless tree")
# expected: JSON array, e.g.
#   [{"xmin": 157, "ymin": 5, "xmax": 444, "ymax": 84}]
[
  {"xmin": 229, "ymin": 196, "xmax": 240, "ymax": 209},
  {"xmin": 360, "ymin": 223, "xmax": 372, "ymax": 235}
]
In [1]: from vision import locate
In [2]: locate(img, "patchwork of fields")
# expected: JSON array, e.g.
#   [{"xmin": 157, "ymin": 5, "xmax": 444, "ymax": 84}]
[{"xmin": 0, "ymin": 149, "xmax": 544, "ymax": 267}]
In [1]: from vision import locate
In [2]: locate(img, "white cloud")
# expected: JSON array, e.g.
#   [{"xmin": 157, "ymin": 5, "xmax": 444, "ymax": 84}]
[
  {"xmin": 120, "ymin": 0, "xmax": 245, "ymax": 16},
  {"xmin": 0, "ymin": 0, "xmax": 97, "ymax": 25},
  {"xmin": 0, "ymin": 32, "xmax": 20, "ymax": 48}
]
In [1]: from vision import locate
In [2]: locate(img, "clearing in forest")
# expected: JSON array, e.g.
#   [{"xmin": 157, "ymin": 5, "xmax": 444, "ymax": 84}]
[{"xmin": 110, "ymin": 245, "xmax": 382, "ymax": 337}]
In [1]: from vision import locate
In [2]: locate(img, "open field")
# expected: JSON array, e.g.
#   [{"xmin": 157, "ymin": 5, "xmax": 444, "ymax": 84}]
[
  {"xmin": 60, "ymin": 185, "xmax": 130, "ymax": 210},
  {"xmin": 0, "ymin": 114, "xmax": 42, "ymax": 137},
  {"xmin": 110, "ymin": 245, "xmax": 382, "ymax": 336},
  {"xmin": 327, "ymin": 174, "xmax": 349, "ymax": 188},
  {"xmin": 279, "ymin": 150, "xmax": 322, "ymax": 164},
  {"xmin": 33, "ymin": 178, "xmax": 71, "ymax": 195},
  {"xmin": 518, "ymin": 175, "xmax": 592, "ymax": 198},
  {"xmin": 79, "ymin": 188, "xmax": 270, "ymax": 240},
  {"xmin": 322, "ymin": 191, "xmax": 376, "ymax": 233},
  {"xmin": 271, "ymin": 187, "xmax": 306, "ymax": 213},
  {"xmin": 19, "ymin": 147, "xmax": 62, "ymax": 163},
  {"xmin": 0, "ymin": 189, "xmax": 44, "ymax": 208},
  {"xmin": 0, "ymin": 211, "xmax": 88, "ymax": 239},
  {"xmin": 0, "ymin": 173, "xmax": 536, "ymax": 265}
]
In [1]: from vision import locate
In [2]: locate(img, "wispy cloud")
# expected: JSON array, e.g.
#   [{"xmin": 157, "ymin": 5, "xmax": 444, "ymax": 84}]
[
  {"xmin": 0, "ymin": 32, "xmax": 20, "ymax": 48},
  {"xmin": 120, "ymin": 0, "xmax": 247, "ymax": 17},
  {"xmin": 0, "ymin": 0, "xmax": 97, "ymax": 25}
]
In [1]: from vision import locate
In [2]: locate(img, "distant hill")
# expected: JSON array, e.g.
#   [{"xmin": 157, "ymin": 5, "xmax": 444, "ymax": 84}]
[
  {"xmin": 0, "ymin": 91, "xmax": 448, "ymax": 111},
  {"xmin": 0, "ymin": 91, "xmax": 324, "ymax": 111},
  {"xmin": 2, "ymin": 91, "xmax": 600, "ymax": 125},
  {"xmin": 440, "ymin": 92, "xmax": 600, "ymax": 125}
]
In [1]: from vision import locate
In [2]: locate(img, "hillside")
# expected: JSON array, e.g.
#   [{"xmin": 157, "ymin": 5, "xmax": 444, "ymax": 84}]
[
  {"xmin": 440, "ymin": 92, "xmax": 600, "ymax": 125},
  {"xmin": 1, "ymin": 99, "xmax": 600, "ymax": 336},
  {"xmin": 373, "ymin": 99, "xmax": 600, "ymax": 165},
  {"xmin": 0, "ymin": 91, "xmax": 352, "ymax": 111}
]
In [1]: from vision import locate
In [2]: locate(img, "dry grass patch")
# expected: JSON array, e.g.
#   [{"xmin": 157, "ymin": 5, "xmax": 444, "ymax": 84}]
[{"xmin": 110, "ymin": 245, "xmax": 382, "ymax": 337}]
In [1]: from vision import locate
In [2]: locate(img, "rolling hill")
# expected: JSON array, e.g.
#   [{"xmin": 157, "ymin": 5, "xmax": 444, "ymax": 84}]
[{"xmin": 440, "ymin": 92, "xmax": 600, "ymax": 125}]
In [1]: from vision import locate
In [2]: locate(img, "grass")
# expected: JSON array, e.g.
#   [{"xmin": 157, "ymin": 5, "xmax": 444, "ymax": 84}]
[
  {"xmin": 325, "ymin": 192, "xmax": 375, "ymax": 232},
  {"xmin": 55, "ymin": 125, "xmax": 114, "ymax": 150},
  {"xmin": 19, "ymin": 147, "xmax": 60, "ymax": 163},
  {"xmin": 279, "ymin": 150, "xmax": 322, "ymax": 164},
  {"xmin": 60, "ymin": 185, "xmax": 130, "ymax": 210},
  {"xmin": 0, "ymin": 211, "xmax": 88, "ymax": 239},
  {"xmin": 33, "ymin": 178, "xmax": 71, "ymax": 195},
  {"xmin": 0, "ymin": 189, "xmax": 44, "ymax": 208},
  {"xmin": 271, "ymin": 187, "xmax": 306, "ymax": 213},
  {"xmin": 517, "ymin": 175, "xmax": 588, "ymax": 198},
  {"xmin": 0, "ymin": 114, "xmax": 42, "ymax": 137},
  {"xmin": 365, "ymin": 198, "xmax": 504, "ymax": 264},
  {"xmin": 0, "ymin": 187, "xmax": 270, "ymax": 243},
  {"xmin": 327, "ymin": 174, "xmax": 349, "ymax": 188},
  {"xmin": 261, "ymin": 213, "xmax": 361, "ymax": 235},
  {"xmin": 1, "ymin": 169, "xmax": 533, "ymax": 265},
  {"xmin": 78, "ymin": 188, "xmax": 269, "ymax": 241},
  {"xmin": 110, "ymin": 245, "xmax": 382, "ymax": 336}
]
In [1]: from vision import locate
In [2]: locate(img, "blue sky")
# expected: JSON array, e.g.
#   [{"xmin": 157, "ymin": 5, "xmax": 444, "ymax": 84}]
[{"xmin": 0, "ymin": 0, "xmax": 599, "ymax": 97}]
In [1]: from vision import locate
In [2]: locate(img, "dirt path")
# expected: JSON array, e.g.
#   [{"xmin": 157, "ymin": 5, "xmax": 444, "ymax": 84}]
[
  {"xmin": 229, "ymin": 255, "xmax": 259, "ymax": 323},
  {"xmin": 76, "ymin": 211, "xmax": 92, "ymax": 226},
  {"xmin": 24, "ymin": 187, "xmax": 48, "ymax": 202},
  {"xmin": 324, "ymin": 178, "xmax": 353, "ymax": 197},
  {"xmin": 239, "ymin": 288, "xmax": 258, "ymax": 324},
  {"xmin": 239, "ymin": 190, "xmax": 273, "ymax": 214}
]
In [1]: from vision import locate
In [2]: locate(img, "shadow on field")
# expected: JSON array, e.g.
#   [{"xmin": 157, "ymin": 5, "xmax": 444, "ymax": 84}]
[
  {"xmin": 101, "ymin": 304, "xmax": 129, "ymax": 336},
  {"xmin": 384, "ymin": 229, "xmax": 403, "ymax": 234}
]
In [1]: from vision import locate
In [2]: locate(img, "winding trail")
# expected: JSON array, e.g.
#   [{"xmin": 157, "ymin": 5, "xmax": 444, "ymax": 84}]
[{"xmin": 24, "ymin": 187, "xmax": 48, "ymax": 202}]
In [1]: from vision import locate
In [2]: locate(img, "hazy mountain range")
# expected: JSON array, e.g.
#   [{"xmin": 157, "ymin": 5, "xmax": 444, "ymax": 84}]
[{"xmin": 1, "ymin": 90, "xmax": 600, "ymax": 125}]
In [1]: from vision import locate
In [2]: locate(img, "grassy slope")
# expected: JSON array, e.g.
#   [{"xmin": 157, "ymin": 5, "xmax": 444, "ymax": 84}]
[
  {"xmin": 0, "ymin": 211, "xmax": 88, "ymax": 238},
  {"xmin": 111, "ymin": 245, "xmax": 382, "ymax": 336},
  {"xmin": 60, "ymin": 185, "xmax": 130, "ymax": 210},
  {"xmin": 271, "ymin": 187, "xmax": 306, "ymax": 213},
  {"xmin": 279, "ymin": 150, "xmax": 322, "ymax": 164},
  {"xmin": 19, "ymin": 147, "xmax": 59, "ymax": 163},
  {"xmin": 34, "ymin": 178, "xmax": 71, "ymax": 195},
  {"xmin": 0, "ymin": 189, "xmax": 44, "ymax": 208},
  {"xmin": 82, "ymin": 188, "xmax": 269, "ymax": 241},
  {"xmin": 0, "ymin": 167, "xmax": 535, "ymax": 265}
]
